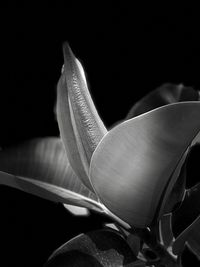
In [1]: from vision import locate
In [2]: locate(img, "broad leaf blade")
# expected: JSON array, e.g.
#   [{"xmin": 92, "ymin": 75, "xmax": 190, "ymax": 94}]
[
  {"xmin": 45, "ymin": 229, "xmax": 141, "ymax": 266},
  {"xmin": 0, "ymin": 138, "xmax": 102, "ymax": 212},
  {"xmin": 90, "ymin": 102, "xmax": 200, "ymax": 228},
  {"xmin": 127, "ymin": 83, "xmax": 199, "ymax": 119},
  {"xmin": 172, "ymin": 183, "xmax": 200, "ymax": 255},
  {"xmin": 57, "ymin": 43, "xmax": 107, "ymax": 191}
]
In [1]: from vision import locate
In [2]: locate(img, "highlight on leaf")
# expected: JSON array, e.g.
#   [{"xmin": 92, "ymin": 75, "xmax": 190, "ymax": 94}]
[{"xmin": 1, "ymin": 41, "xmax": 200, "ymax": 266}]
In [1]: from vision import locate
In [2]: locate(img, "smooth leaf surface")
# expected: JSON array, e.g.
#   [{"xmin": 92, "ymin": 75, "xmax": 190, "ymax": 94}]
[
  {"xmin": 45, "ymin": 229, "xmax": 140, "ymax": 267},
  {"xmin": 172, "ymin": 183, "xmax": 200, "ymax": 255},
  {"xmin": 90, "ymin": 102, "xmax": 200, "ymax": 228},
  {"xmin": 57, "ymin": 43, "xmax": 107, "ymax": 191},
  {"xmin": 0, "ymin": 138, "xmax": 103, "ymax": 212},
  {"xmin": 126, "ymin": 83, "xmax": 199, "ymax": 119}
]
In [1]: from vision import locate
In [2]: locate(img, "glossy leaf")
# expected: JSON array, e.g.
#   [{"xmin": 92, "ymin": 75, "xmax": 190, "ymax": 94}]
[
  {"xmin": 57, "ymin": 43, "xmax": 107, "ymax": 191},
  {"xmin": 172, "ymin": 183, "xmax": 200, "ymax": 255},
  {"xmin": 90, "ymin": 102, "xmax": 200, "ymax": 228},
  {"xmin": 0, "ymin": 138, "xmax": 103, "ymax": 212},
  {"xmin": 45, "ymin": 229, "xmax": 140, "ymax": 266},
  {"xmin": 126, "ymin": 83, "xmax": 199, "ymax": 119}
]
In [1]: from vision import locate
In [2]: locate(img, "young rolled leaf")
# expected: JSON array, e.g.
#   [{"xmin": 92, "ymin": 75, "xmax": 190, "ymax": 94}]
[
  {"xmin": 90, "ymin": 102, "xmax": 200, "ymax": 228},
  {"xmin": 57, "ymin": 43, "xmax": 107, "ymax": 191},
  {"xmin": 172, "ymin": 183, "xmax": 200, "ymax": 255},
  {"xmin": 127, "ymin": 83, "xmax": 199, "ymax": 119},
  {"xmin": 0, "ymin": 138, "xmax": 103, "ymax": 212},
  {"xmin": 44, "ymin": 229, "xmax": 140, "ymax": 267}
]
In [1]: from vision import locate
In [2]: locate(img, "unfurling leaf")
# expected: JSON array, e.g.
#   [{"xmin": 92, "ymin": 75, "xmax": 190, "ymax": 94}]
[
  {"xmin": 126, "ymin": 83, "xmax": 199, "ymax": 119},
  {"xmin": 44, "ymin": 229, "xmax": 140, "ymax": 267},
  {"xmin": 57, "ymin": 43, "xmax": 107, "ymax": 192},
  {"xmin": 0, "ymin": 138, "xmax": 103, "ymax": 213},
  {"xmin": 90, "ymin": 102, "xmax": 200, "ymax": 228}
]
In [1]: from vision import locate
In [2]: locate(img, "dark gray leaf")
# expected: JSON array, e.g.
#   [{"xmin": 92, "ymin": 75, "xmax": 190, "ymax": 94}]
[
  {"xmin": 172, "ymin": 183, "xmax": 200, "ymax": 255},
  {"xmin": 126, "ymin": 83, "xmax": 199, "ymax": 119},
  {"xmin": 45, "ymin": 229, "xmax": 140, "ymax": 267}
]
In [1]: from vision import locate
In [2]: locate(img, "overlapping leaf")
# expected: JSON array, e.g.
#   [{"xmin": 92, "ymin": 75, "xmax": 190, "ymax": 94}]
[
  {"xmin": 126, "ymin": 83, "xmax": 199, "ymax": 119},
  {"xmin": 90, "ymin": 102, "xmax": 200, "ymax": 228},
  {"xmin": 0, "ymin": 138, "xmax": 103, "ymax": 212},
  {"xmin": 44, "ymin": 229, "xmax": 143, "ymax": 266},
  {"xmin": 57, "ymin": 43, "xmax": 107, "ymax": 192}
]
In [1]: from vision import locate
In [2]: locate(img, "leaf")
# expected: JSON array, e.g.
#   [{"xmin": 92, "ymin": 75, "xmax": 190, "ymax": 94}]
[
  {"xmin": 0, "ymin": 138, "xmax": 103, "ymax": 212},
  {"xmin": 163, "ymin": 155, "xmax": 187, "ymax": 214},
  {"xmin": 63, "ymin": 204, "xmax": 89, "ymax": 216},
  {"xmin": 159, "ymin": 214, "xmax": 174, "ymax": 248},
  {"xmin": 90, "ymin": 102, "xmax": 200, "ymax": 228},
  {"xmin": 172, "ymin": 183, "xmax": 200, "ymax": 255},
  {"xmin": 104, "ymin": 223, "xmax": 141, "ymax": 257},
  {"xmin": 57, "ymin": 43, "xmax": 107, "ymax": 192},
  {"xmin": 126, "ymin": 83, "xmax": 199, "ymax": 119},
  {"xmin": 186, "ymin": 220, "xmax": 200, "ymax": 260},
  {"xmin": 44, "ymin": 229, "xmax": 140, "ymax": 267}
]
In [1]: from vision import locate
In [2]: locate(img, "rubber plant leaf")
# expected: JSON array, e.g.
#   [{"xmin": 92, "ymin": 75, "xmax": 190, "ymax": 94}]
[
  {"xmin": 44, "ymin": 229, "xmax": 144, "ymax": 267},
  {"xmin": 0, "ymin": 138, "xmax": 103, "ymax": 213},
  {"xmin": 126, "ymin": 83, "xmax": 199, "ymax": 119},
  {"xmin": 172, "ymin": 183, "xmax": 200, "ymax": 256},
  {"xmin": 90, "ymin": 102, "xmax": 200, "ymax": 228},
  {"xmin": 56, "ymin": 43, "xmax": 107, "ymax": 192}
]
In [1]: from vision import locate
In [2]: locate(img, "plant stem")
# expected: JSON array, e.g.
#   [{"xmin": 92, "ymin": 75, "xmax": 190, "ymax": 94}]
[{"xmin": 133, "ymin": 228, "xmax": 180, "ymax": 267}]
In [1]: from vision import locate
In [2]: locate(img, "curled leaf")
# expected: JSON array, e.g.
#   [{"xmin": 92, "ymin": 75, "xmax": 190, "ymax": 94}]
[
  {"xmin": 57, "ymin": 43, "xmax": 107, "ymax": 191},
  {"xmin": 90, "ymin": 102, "xmax": 200, "ymax": 228}
]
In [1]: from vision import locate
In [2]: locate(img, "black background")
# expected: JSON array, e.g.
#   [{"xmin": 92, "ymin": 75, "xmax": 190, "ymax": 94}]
[{"xmin": 0, "ymin": 5, "xmax": 200, "ymax": 266}]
